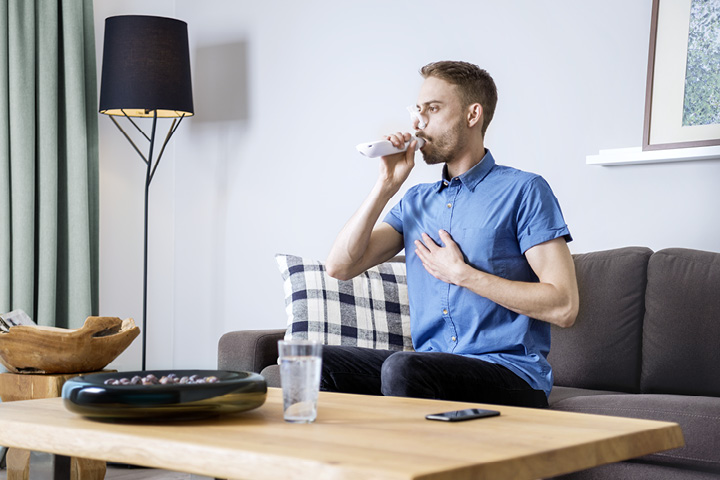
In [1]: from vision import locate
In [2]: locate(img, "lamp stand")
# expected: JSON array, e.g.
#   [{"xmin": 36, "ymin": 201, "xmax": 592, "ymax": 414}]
[{"xmin": 108, "ymin": 111, "xmax": 185, "ymax": 370}]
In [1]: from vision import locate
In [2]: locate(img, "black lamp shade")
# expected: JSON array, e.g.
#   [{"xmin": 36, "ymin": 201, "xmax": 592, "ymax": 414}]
[{"xmin": 99, "ymin": 15, "xmax": 194, "ymax": 118}]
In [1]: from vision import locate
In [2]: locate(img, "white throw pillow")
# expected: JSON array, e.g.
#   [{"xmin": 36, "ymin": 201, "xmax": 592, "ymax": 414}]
[{"xmin": 275, "ymin": 254, "xmax": 413, "ymax": 351}]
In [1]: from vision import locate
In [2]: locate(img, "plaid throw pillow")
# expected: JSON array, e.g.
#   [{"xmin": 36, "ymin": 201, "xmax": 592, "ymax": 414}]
[{"xmin": 275, "ymin": 254, "xmax": 413, "ymax": 351}]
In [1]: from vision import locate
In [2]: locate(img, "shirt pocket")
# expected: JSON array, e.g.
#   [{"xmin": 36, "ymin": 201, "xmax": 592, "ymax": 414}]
[{"xmin": 455, "ymin": 227, "xmax": 518, "ymax": 278}]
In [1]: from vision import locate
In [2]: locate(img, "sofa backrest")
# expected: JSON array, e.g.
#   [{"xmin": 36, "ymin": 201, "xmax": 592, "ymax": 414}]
[
  {"xmin": 549, "ymin": 246, "xmax": 653, "ymax": 393},
  {"xmin": 641, "ymin": 248, "xmax": 720, "ymax": 396}
]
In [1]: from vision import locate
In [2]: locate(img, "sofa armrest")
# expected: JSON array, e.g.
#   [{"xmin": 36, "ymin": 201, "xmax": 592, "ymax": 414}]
[{"xmin": 217, "ymin": 329, "xmax": 285, "ymax": 374}]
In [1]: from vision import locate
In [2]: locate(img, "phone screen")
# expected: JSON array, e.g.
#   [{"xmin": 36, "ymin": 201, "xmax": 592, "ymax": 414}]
[{"xmin": 425, "ymin": 408, "xmax": 500, "ymax": 422}]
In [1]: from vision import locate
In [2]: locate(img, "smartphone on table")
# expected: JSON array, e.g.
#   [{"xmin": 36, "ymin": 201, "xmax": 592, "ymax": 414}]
[{"xmin": 425, "ymin": 408, "xmax": 500, "ymax": 422}]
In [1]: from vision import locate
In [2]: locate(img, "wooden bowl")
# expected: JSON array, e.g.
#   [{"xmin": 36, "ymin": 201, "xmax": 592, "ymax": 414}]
[{"xmin": 0, "ymin": 317, "xmax": 140, "ymax": 374}]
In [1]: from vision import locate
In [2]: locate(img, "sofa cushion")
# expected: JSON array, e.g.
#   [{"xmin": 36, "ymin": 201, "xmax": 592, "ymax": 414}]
[
  {"xmin": 217, "ymin": 329, "xmax": 285, "ymax": 374},
  {"xmin": 275, "ymin": 254, "xmax": 413, "ymax": 351},
  {"xmin": 260, "ymin": 365, "xmax": 281, "ymax": 388},
  {"xmin": 548, "ymin": 247, "xmax": 652, "ymax": 393},
  {"xmin": 642, "ymin": 248, "xmax": 720, "ymax": 396},
  {"xmin": 551, "ymin": 394, "xmax": 720, "ymax": 473},
  {"xmin": 548, "ymin": 386, "xmax": 626, "ymax": 405},
  {"xmin": 550, "ymin": 459, "xmax": 720, "ymax": 480}
]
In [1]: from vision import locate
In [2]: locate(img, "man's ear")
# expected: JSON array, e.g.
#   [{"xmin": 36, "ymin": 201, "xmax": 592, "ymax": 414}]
[{"xmin": 467, "ymin": 103, "xmax": 483, "ymax": 128}]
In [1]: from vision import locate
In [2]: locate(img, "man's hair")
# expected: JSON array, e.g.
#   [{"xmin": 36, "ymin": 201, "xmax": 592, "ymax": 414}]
[{"xmin": 420, "ymin": 61, "xmax": 497, "ymax": 135}]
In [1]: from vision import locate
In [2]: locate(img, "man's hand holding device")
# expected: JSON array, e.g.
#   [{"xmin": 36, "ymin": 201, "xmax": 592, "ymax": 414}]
[
  {"xmin": 355, "ymin": 105, "xmax": 427, "ymax": 158},
  {"xmin": 356, "ymin": 135, "xmax": 425, "ymax": 158}
]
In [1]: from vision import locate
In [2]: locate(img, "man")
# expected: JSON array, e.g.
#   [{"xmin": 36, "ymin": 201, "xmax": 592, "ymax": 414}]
[{"xmin": 324, "ymin": 61, "xmax": 578, "ymax": 408}]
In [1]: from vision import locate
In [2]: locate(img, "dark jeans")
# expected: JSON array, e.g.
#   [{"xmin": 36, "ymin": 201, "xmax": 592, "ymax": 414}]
[{"xmin": 320, "ymin": 346, "xmax": 548, "ymax": 408}]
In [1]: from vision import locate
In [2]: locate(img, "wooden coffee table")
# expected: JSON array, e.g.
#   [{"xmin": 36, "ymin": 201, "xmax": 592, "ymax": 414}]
[
  {"xmin": 0, "ymin": 388, "xmax": 683, "ymax": 480},
  {"xmin": 0, "ymin": 371, "xmax": 110, "ymax": 480}
]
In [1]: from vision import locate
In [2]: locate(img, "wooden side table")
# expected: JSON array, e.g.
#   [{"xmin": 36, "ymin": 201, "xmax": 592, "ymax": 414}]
[{"xmin": 0, "ymin": 372, "xmax": 108, "ymax": 480}]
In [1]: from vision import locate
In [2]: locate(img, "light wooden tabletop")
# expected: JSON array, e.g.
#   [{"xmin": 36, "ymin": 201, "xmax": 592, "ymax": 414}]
[{"xmin": 0, "ymin": 387, "xmax": 683, "ymax": 480}]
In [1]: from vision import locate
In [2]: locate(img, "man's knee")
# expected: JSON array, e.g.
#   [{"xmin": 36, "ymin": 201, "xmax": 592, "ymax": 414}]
[
  {"xmin": 381, "ymin": 352, "xmax": 433, "ymax": 398},
  {"xmin": 320, "ymin": 346, "xmax": 391, "ymax": 395}
]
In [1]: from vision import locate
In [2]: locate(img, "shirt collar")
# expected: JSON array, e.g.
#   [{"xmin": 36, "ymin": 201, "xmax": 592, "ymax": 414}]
[{"xmin": 437, "ymin": 149, "xmax": 496, "ymax": 192}]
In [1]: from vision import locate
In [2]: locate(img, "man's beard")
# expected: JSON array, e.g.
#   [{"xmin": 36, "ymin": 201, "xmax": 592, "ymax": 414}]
[{"xmin": 418, "ymin": 118, "xmax": 467, "ymax": 166}]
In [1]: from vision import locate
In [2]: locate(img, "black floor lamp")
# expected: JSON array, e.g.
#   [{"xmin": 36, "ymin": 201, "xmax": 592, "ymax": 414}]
[{"xmin": 99, "ymin": 15, "xmax": 194, "ymax": 370}]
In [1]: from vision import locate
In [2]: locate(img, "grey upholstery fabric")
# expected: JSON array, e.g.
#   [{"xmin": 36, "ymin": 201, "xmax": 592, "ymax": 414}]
[
  {"xmin": 642, "ymin": 248, "xmax": 720, "ymax": 396},
  {"xmin": 217, "ymin": 329, "xmax": 284, "ymax": 374},
  {"xmin": 548, "ymin": 386, "xmax": 625, "ymax": 405},
  {"xmin": 548, "ymin": 247, "xmax": 652, "ymax": 393},
  {"xmin": 551, "ymin": 460, "xmax": 720, "ymax": 480},
  {"xmin": 552, "ymin": 394, "xmax": 720, "ymax": 473},
  {"xmin": 260, "ymin": 365, "xmax": 281, "ymax": 388}
]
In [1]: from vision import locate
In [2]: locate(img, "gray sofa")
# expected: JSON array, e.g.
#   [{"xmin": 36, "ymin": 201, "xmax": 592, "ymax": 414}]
[{"xmin": 218, "ymin": 247, "xmax": 720, "ymax": 479}]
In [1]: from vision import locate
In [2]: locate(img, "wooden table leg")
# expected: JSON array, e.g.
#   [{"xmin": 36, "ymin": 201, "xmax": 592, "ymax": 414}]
[
  {"xmin": 6, "ymin": 447, "xmax": 31, "ymax": 480},
  {"xmin": 0, "ymin": 372, "xmax": 113, "ymax": 480},
  {"xmin": 71, "ymin": 457, "xmax": 106, "ymax": 480}
]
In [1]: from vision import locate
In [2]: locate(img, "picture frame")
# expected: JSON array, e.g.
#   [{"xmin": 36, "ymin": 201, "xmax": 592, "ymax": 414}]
[{"xmin": 643, "ymin": 0, "xmax": 720, "ymax": 151}]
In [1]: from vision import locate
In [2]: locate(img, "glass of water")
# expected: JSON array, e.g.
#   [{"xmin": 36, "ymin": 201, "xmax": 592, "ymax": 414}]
[{"xmin": 277, "ymin": 340, "xmax": 322, "ymax": 423}]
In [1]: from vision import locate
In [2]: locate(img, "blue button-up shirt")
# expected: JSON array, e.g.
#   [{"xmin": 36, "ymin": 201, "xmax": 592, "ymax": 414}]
[{"xmin": 383, "ymin": 150, "xmax": 571, "ymax": 396}]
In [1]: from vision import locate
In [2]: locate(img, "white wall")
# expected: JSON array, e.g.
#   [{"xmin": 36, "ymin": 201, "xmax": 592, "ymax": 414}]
[{"xmin": 95, "ymin": 1, "xmax": 720, "ymax": 372}]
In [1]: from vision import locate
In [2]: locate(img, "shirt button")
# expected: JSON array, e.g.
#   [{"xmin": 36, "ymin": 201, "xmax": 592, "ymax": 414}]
[
  {"xmin": 451, "ymin": 336, "xmax": 457, "ymax": 342},
  {"xmin": 442, "ymin": 309, "xmax": 448, "ymax": 315},
  {"xmin": 447, "ymin": 203, "xmax": 452, "ymax": 208}
]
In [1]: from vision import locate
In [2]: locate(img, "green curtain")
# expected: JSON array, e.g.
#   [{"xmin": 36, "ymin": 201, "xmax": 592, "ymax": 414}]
[{"xmin": 0, "ymin": 0, "xmax": 98, "ymax": 329}]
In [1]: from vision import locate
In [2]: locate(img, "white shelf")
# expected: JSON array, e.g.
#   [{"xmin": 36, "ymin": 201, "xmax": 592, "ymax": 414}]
[{"xmin": 586, "ymin": 145, "xmax": 720, "ymax": 166}]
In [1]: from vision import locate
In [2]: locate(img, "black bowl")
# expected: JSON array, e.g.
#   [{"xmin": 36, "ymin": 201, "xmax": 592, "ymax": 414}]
[{"xmin": 62, "ymin": 369, "xmax": 266, "ymax": 421}]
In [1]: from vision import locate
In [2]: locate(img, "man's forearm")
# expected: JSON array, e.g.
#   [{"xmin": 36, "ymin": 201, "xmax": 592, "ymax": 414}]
[
  {"xmin": 327, "ymin": 134, "xmax": 416, "ymax": 280},
  {"xmin": 325, "ymin": 182, "xmax": 398, "ymax": 280},
  {"xmin": 415, "ymin": 232, "xmax": 579, "ymax": 328},
  {"xmin": 454, "ymin": 266, "xmax": 577, "ymax": 327},
  {"xmin": 327, "ymin": 183, "xmax": 390, "ymax": 263}
]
